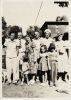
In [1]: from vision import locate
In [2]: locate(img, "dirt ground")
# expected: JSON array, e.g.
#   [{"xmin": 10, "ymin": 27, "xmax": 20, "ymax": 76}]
[{"xmin": 2, "ymin": 81, "xmax": 71, "ymax": 98}]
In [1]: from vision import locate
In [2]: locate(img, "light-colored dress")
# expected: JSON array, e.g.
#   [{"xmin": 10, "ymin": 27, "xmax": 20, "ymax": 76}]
[
  {"xmin": 39, "ymin": 53, "xmax": 48, "ymax": 71},
  {"xmin": 55, "ymin": 40, "xmax": 69, "ymax": 72},
  {"xmin": 32, "ymin": 38, "xmax": 41, "ymax": 59},
  {"xmin": 22, "ymin": 62, "xmax": 29, "ymax": 74}
]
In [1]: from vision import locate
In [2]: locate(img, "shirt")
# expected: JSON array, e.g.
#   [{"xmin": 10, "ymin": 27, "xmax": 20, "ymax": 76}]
[
  {"xmin": 17, "ymin": 39, "xmax": 26, "ymax": 53},
  {"xmin": 33, "ymin": 38, "xmax": 41, "ymax": 50},
  {"xmin": 48, "ymin": 51, "xmax": 58, "ymax": 61},
  {"xmin": 4, "ymin": 39, "xmax": 19, "ymax": 58}
]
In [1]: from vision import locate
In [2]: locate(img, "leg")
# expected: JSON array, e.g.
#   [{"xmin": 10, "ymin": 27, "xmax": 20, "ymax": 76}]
[
  {"xmin": 45, "ymin": 72, "xmax": 47, "ymax": 83},
  {"xmin": 50, "ymin": 66, "xmax": 54, "ymax": 86},
  {"xmin": 32, "ymin": 74, "xmax": 36, "ymax": 81},
  {"xmin": 25, "ymin": 74, "xmax": 29, "ymax": 85},
  {"xmin": 12, "ymin": 58, "xmax": 19, "ymax": 83},
  {"xmin": 53, "ymin": 62, "xmax": 57, "ymax": 86},
  {"xmin": 42, "ymin": 75, "xmax": 45, "ymax": 83},
  {"xmin": 6, "ymin": 58, "xmax": 12, "ymax": 83},
  {"xmin": 20, "ymin": 74, "xmax": 24, "ymax": 85}
]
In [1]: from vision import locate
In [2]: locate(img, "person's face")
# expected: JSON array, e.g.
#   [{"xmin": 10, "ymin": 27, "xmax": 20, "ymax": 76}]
[
  {"xmin": 26, "ymin": 36, "xmax": 31, "ymax": 42},
  {"xmin": 45, "ymin": 32, "xmax": 50, "ymax": 39},
  {"xmin": 35, "ymin": 32, "xmax": 40, "ymax": 39},
  {"xmin": 41, "ymin": 46, "xmax": 45, "ymax": 53},
  {"xmin": 58, "ymin": 35, "xmax": 63, "ymax": 41},
  {"xmin": 18, "ymin": 32, "xmax": 23, "ymax": 39},
  {"xmin": 10, "ymin": 33, "xmax": 15, "ymax": 40}
]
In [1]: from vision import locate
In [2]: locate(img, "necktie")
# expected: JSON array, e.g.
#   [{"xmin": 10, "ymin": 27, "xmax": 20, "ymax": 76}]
[{"xmin": 19, "ymin": 39, "xmax": 21, "ymax": 48}]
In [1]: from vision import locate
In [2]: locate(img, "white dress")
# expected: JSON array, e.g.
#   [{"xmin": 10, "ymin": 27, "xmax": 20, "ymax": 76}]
[
  {"xmin": 55, "ymin": 40, "xmax": 69, "ymax": 72},
  {"xmin": 22, "ymin": 62, "xmax": 29, "ymax": 74},
  {"xmin": 32, "ymin": 38, "xmax": 41, "ymax": 59}
]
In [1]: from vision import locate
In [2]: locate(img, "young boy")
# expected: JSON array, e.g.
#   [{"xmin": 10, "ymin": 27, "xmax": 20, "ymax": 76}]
[{"xmin": 48, "ymin": 43, "xmax": 58, "ymax": 86}]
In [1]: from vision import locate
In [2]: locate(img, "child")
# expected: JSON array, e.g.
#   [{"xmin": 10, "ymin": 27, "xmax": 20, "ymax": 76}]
[
  {"xmin": 48, "ymin": 43, "xmax": 58, "ymax": 87},
  {"xmin": 20, "ymin": 56, "xmax": 29, "ymax": 85},
  {"xmin": 39, "ymin": 45, "xmax": 48, "ymax": 86}
]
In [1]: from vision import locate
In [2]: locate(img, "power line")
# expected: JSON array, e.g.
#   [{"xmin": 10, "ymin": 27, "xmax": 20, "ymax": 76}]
[{"xmin": 34, "ymin": 1, "xmax": 43, "ymax": 26}]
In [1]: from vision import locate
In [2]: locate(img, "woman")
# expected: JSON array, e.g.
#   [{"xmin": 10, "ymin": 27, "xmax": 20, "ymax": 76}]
[
  {"xmin": 25, "ymin": 35, "xmax": 37, "ymax": 84},
  {"xmin": 55, "ymin": 34, "xmax": 70, "ymax": 80}
]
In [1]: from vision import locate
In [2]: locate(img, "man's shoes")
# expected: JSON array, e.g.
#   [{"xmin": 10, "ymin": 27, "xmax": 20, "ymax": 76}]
[
  {"xmin": 7, "ymin": 82, "xmax": 11, "ymax": 85},
  {"xmin": 13, "ymin": 82, "xmax": 18, "ymax": 85}
]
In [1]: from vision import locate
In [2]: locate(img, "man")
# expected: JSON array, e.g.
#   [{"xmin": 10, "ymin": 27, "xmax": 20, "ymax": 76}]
[
  {"xmin": 4, "ymin": 32, "xmax": 19, "ymax": 85},
  {"xmin": 17, "ymin": 32, "xmax": 26, "ymax": 80}
]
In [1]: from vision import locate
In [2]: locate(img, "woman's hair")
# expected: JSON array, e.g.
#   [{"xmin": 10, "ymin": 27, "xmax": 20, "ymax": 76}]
[
  {"xmin": 40, "ymin": 45, "xmax": 47, "ymax": 53},
  {"xmin": 23, "ymin": 56, "xmax": 29, "ymax": 62},
  {"xmin": 48, "ymin": 43, "xmax": 56, "ymax": 52}
]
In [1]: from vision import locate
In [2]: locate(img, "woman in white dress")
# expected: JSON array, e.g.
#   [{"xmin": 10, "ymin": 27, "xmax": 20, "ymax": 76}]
[{"xmin": 55, "ymin": 34, "xmax": 69, "ymax": 74}]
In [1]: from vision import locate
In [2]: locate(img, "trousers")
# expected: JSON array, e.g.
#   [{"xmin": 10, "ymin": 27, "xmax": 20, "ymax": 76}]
[{"xmin": 6, "ymin": 57, "xmax": 19, "ymax": 83}]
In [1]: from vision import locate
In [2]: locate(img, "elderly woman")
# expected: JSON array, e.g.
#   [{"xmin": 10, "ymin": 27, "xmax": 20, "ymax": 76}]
[{"xmin": 40, "ymin": 29, "xmax": 53, "ymax": 50}]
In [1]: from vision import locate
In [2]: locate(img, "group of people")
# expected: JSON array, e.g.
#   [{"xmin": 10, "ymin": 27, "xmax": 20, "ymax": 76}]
[{"xmin": 3, "ymin": 28, "xmax": 70, "ymax": 89}]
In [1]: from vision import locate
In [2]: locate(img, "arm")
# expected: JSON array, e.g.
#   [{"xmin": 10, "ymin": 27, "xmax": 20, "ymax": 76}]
[
  {"xmin": 16, "ymin": 46, "xmax": 19, "ymax": 56},
  {"xmin": 47, "ymin": 57, "xmax": 51, "ymax": 70}
]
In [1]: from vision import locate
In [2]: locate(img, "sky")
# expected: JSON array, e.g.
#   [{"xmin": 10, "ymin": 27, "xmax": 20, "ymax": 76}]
[{"xmin": 2, "ymin": 0, "xmax": 70, "ymax": 34}]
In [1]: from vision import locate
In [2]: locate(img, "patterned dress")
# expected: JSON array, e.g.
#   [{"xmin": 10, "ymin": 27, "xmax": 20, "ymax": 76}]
[{"xmin": 25, "ymin": 41, "xmax": 38, "ymax": 74}]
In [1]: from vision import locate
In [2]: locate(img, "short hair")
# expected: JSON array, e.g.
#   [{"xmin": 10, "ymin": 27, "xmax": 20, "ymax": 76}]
[
  {"xmin": 48, "ymin": 43, "xmax": 56, "ymax": 52},
  {"xmin": 23, "ymin": 56, "xmax": 29, "ymax": 62},
  {"xmin": 40, "ymin": 45, "xmax": 47, "ymax": 53}
]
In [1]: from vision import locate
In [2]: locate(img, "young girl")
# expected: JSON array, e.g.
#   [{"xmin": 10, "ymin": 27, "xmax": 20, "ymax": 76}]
[
  {"xmin": 48, "ymin": 43, "xmax": 58, "ymax": 86},
  {"xmin": 39, "ymin": 45, "xmax": 48, "ymax": 86},
  {"xmin": 20, "ymin": 56, "xmax": 29, "ymax": 85}
]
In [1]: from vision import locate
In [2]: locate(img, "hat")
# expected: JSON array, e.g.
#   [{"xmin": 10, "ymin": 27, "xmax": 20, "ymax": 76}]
[{"xmin": 44, "ymin": 29, "xmax": 51, "ymax": 34}]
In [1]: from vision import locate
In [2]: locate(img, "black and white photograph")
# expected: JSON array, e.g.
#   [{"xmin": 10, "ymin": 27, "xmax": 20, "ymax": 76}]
[{"xmin": 1, "ymin": 0, "xmax": 71, "ymax": 98}]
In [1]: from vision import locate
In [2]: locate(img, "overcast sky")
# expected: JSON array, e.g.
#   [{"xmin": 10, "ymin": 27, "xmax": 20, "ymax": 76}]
[{"xmin": 2, "ymin": 0, "xmax": 70, "ymax": 34}]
